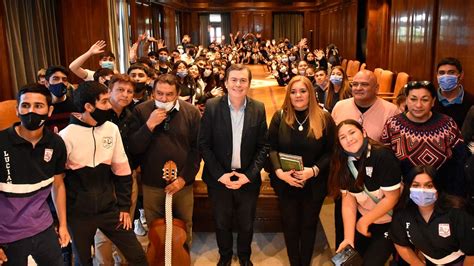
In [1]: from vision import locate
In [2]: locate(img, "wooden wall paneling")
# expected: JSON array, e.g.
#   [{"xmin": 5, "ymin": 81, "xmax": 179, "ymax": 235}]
[
  {"xmin": 388, "ymin": 0, "xmax": 435, "ymax": 81},
  {"xmin": 303, "ymin": 11, "xmax": 317, "ymax": 51},
  {"xmin": 366, "ymin": 0, "xmax": 390, "ymax": 70},
  {"xmin": 342, "ymin": 1, "xmax": 357, "ymax": 60},
  {"xmin": 135, "ymin": 1, "xmax": 153, "ymax": 40},
  {"xmin": 263, "ymin": 11, "xmax": 273, "ymax": 39},
  {"xmin": 188, "ymin": 12, "xmax": 200, "ymax": 45},
  {"xmin": 236, "ymin": 11, "xmax": 251, "ymax": 34},
  {"xmin": 317, "ymin": 1, "xmax": 357, "ymax": 60},
  {"xmin": 252, "ymin": 12, "xmax": 265, "ymax": 35},
  {"xmin": 162, "ymin": 6, "xmax": 177, "ymax": 49},
  {"xmin": 436, "ymin": 0, "xmax": 474, "ymax": 96},
  {"xmin": 57, "ymin": 0, "xmax": 110, "ymax": 83},
  {"xmin": 0, "ymin": 1, "xmax": 13, "ymax": 100}
]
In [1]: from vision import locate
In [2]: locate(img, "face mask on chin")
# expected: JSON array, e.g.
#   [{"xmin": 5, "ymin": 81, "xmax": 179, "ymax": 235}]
[
  {"xmin": 155, "ymin": 99, "xmax": 175, "ymax": 112},
  {"xmin": 19, "ymin": 112, "xmax": 48, "ymax": 130}
]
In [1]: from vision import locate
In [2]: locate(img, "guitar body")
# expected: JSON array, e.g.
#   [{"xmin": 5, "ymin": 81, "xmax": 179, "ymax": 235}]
[
  {"xmin": 147, "ymin": 218, "xmax": 190, "ymax": 266},
  {"xmin": 146, "ymin": 161, "xmax": 191, "ymax": 266}
]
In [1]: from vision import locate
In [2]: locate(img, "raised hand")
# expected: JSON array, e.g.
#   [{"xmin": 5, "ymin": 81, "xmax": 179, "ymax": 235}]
[{"xmin": 88, "ymin": 40, "xmax": 106, "ymax": 55}]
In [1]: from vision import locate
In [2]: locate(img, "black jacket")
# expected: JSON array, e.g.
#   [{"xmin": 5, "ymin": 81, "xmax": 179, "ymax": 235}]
[{"xmin": 198, "ymin": 95, "xmax": 269, "ymax": 191}]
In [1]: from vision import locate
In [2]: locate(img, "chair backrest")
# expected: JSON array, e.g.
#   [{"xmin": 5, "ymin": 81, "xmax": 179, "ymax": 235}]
[
  {"xmin": 0, "ymin": 100, "xmax": 19, "ymax": 131},
  {"xmin": 378, "ymin": 70, "xmax": 395, "ymax": 93},
  {"xmin": 341, "ymin": 59, "xmax": 348, "ymax": 71},
  {"xmin": 346, "ymin": 60, "xmax": 361, "ymax": 80},
  {"xmin": 374, "ymin": 68, "xmax": 383, "ymax": 84},
  {"xmin": 393, "ymin": 72, "xmax": 410, "ymax": 97},
  {"xmin": 360, "ymin": 63, "xmax": 366, "ymax": 70}
]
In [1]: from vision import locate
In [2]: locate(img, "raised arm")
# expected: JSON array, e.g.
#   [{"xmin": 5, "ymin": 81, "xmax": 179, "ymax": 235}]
[{"xmin": 69, "ymin": 40, "xmax": 106, "ymax": 80}]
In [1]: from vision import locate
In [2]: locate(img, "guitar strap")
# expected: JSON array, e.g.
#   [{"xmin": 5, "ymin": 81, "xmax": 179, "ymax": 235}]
[{"xmin": 165, "ymin": 192, "xmax": 173, "ymax": 266}]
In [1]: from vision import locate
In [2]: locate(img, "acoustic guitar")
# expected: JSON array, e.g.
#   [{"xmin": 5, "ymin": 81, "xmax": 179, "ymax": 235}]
[{"xmin": 147, "ymin": 160, "xmax": 190, "ymax": 266}]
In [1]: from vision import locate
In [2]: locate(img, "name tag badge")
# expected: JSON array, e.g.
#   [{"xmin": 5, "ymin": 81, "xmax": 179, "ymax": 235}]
[
  {"xmin": 365, "ymin": 166, "xmax": 373, "ymax": 177},
  {"xmin": 438, "ymin": 223, "xmax": 451, "ymax": 238}
]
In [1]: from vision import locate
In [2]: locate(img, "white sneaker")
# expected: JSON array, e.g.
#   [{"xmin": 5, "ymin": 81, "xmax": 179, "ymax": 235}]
[
  {"xmin": 139, "ymin": 209, "xmax": 148, "ymax": 231},
  {"xmin": 134, "ymin": 219, "xmax": 146, "ymax": 236}
]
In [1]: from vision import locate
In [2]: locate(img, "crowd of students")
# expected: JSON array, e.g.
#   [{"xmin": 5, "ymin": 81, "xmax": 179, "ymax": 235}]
[{"xmin": 0, "ymin": 32, "xmax": 473, "ymax": 266}]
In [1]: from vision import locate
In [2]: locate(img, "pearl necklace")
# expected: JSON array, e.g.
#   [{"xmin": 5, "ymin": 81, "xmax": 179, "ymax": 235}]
[{"xmin": 294, "ymin": 113, "xmax": 309, "ymax": 131}]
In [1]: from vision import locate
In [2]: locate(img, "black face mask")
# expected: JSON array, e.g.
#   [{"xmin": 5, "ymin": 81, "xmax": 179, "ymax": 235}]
[
  {"xmin": 90, "ymin": 108, "xmax": 112, "ymax": 127},
  {"xmin": 104, "ymin": 79, "xmax": 110, "ymax": 87},
  {"xmin": 49, "ymin": 83, "xmax": 67, "ymax": 98},
  {"xmin": 20, "ymin": 112, "xmax": 48, "ymax": 130},
  {"xmin": 135, "ymin": 82, "xmax": 149, "ymax": 93}
]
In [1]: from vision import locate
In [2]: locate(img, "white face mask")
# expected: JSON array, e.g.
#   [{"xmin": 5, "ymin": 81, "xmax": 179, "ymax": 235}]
[
  {"xmin": 203, "ymin": 69, "xmax": 212, "ymax": 77},
  {"xmin": 155, "ymin": 100, "xmax": 175, "ymax": 112}
]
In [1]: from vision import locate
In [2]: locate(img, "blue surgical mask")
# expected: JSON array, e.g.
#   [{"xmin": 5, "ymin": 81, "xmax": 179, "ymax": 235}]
[
  {"xmin": 410, "ymin": 188, "xmax": 437, "ymax": 207},
  {"xmin": 438, "ymin": 75, "xmax": 458, "ymax": 92},
  {"xmin": 289, "ymin": 56, "xmax": 296, "ymax": 62},
  {"xmin": 49, "ymin": 83, "xmax": 67, "ymax": 98},
  {"xmin": 176, "ymin": 70, "xmax": 188, "ymax": 78},
  {"xmin": 159, "ymin": 55, "xmax": 168, "ymax": 62},
  {"xmin": 100, "ymin": 61, "xmax": 115, "ymax": 70},
  {"xmin": 330, "ymin": 75, "xmax": 343, "ymax": 86}
]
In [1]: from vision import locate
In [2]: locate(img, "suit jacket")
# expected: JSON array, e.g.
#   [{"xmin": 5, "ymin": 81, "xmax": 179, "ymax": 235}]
[{"xmin": 198, "ymin": 95, "xmax": 269, "ymax": 191}]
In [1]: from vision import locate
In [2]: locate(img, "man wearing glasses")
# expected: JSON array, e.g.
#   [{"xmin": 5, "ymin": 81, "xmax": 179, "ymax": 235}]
[
  {"xmin": 332, "ymin": 69, "xmax": 399, "ymax": 141},
  {"xmin": 330, "ymin": 69, "xmax": 399, "ymax": 249},
  {"xmin": 129, "ymin": 73, "xmax": 201, "ymax": 249},
  {"xmin": 199, "ymin": 64, "xmax": 269, "ymax": 266}
]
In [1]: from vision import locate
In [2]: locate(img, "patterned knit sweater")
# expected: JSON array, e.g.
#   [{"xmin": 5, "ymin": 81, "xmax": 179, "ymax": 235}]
[{"xmin": 381, "ymin": 112, "xmax": 468, "ymax": 196}]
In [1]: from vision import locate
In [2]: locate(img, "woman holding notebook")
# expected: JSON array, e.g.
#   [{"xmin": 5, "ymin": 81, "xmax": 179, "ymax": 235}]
[{"xmin": 268, "ymin": 75, "xmax": 335, "ymax": 266}]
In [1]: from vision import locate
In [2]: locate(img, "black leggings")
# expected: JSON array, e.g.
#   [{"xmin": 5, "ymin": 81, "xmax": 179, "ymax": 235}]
[{"xmin": 355, "ymin": 222, "xmax": 394, "ymax": 266}]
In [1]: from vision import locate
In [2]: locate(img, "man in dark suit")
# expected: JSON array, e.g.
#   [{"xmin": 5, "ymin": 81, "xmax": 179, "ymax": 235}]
[{"xmin": 198, "ymin": 64, "xmax": 268, "ymax": 266}]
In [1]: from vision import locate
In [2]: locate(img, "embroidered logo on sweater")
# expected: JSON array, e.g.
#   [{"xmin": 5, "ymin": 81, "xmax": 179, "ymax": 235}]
[{"xmin": 102, "ymin": 137, "xmax": 113, "ymax": 149}]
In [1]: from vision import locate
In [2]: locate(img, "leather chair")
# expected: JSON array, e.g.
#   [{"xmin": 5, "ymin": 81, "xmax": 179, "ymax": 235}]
[
  {"xmin": 374, "ymin": 68, "xmax": 384, "ymax": 85},
  {"xmin": 0, "ymin": 100, "xmax": 19, "ymax": 131},
  {"xmin": 341, "ymin": 58, "xmax": 348, "ymax": 71},
  {"xmin": 346, "ymin": 60, "xmax": 361, "ymax": 80}
]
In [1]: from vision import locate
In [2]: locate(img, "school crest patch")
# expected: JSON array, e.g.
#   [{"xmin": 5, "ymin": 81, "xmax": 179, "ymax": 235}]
[
  {"xmin": 365, "ymin": 166, "xmax": 373, "ymax": 177},
  {"xmin": 438, "ymin": 223, "xmax": 450, "ymax": 238},
  {"xmin": 102, "ymin": 137, "xmax": 113, "ymax": 149},
  {"xmin": 44, "ymin": 148, "xmax": 53, "ymax": 162}
]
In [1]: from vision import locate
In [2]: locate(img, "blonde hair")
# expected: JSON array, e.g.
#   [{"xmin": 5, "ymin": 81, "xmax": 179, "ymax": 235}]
[{"xmin": 281, "ymin": 76, "xmax": 327, "ymax": 139}]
